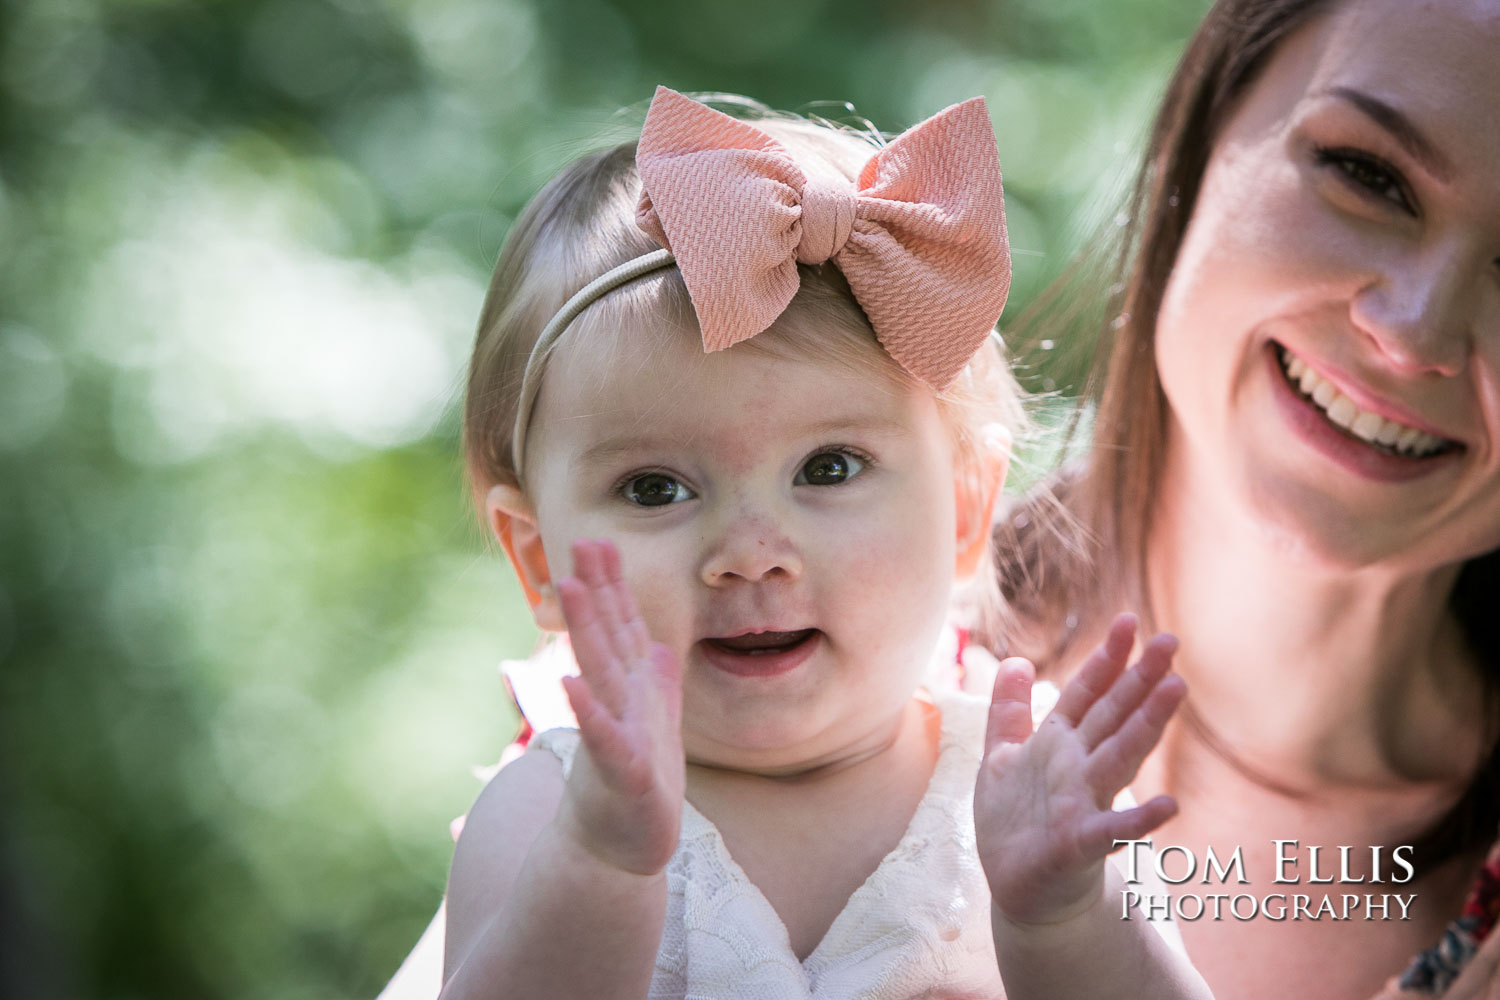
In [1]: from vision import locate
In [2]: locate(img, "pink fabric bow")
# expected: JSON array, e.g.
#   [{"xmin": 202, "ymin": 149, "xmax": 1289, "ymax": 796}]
[{"xmin": 635, "ymin": 86, "xmax": 1011, "ymax": 390}]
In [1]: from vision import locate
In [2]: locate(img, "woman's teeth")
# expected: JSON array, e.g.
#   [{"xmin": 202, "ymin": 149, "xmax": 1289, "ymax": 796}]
[{"xmin": 1278, "ymin": 349, "xmax": 1449, "ymax": 458}]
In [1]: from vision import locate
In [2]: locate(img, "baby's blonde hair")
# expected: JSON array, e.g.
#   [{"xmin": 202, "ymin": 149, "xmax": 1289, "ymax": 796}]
[{"xmin": 462, "ymin": 105, "xmax": 1026, "ymax": 633}]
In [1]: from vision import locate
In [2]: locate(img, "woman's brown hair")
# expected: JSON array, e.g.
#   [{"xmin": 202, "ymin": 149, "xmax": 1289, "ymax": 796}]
[{"xmin": 993, "ymin": 0, "xmax": 1500, "ymax": 867}]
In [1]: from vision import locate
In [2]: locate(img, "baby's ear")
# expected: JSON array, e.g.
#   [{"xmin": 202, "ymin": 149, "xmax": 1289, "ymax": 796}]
[
  {"xmin": 954, "ymin": 424, "xmax": 1011, "ymax": 579},
  {"xmin": 485, "ymin": 484, "xmax": 564, "ymax": 632}
]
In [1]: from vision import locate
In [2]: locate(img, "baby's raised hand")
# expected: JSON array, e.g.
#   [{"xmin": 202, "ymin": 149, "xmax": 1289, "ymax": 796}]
[
  {"xmin": 554, "ymin": 539, "xmax": 684, "ymax": 877},
  {"xmin": 975, "ymin": 614, "xmax": 1185, "ymax": 927}
]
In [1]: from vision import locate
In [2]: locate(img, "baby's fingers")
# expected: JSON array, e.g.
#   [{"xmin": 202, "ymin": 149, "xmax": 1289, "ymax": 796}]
[
  {"xmin": 1051, "ymin": 613, "xmax": 1137, "ymax": 727},
  {"xmin": 573, "ymin": 540, "xmax": 650, "ymax": 664},
  {"xmin": 1076, "ymin": 632, "xmax": 1178, "ymax": 751},
  {"xmin": 557, "ymin": 575, "xmax": 630, "ymax": 718},
  {"xmin": 1084, "ymin": 672, "xmax": 1187, "ymax": 798},
  {"xmin": 562, "ymin": 673, "xmax": 649, "ymax": 795},
  {"xmin": 1078, "ymin": 795, "xmax": 1179, "ymax": 858},
  {"xmin": 984, "ymin": 657, "xmax": 1037, "ymax": 754}
]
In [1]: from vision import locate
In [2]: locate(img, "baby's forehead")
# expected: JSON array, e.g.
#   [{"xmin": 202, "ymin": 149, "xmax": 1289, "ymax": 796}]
[{"xmin": 531, "ymin": 317, "xmax": 929, "ymax": 459}]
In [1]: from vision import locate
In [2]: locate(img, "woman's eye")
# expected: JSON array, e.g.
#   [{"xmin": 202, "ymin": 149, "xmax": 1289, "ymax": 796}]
[
  {"xmin": 1318, "ymin": 147, "xmax": 1414, "ymax": 212},
  {"xmin": 795, "ymin": 450, "xmax": 865, "ymax": 486},
  {"xmin": 622, "ymin": 473, "xmax": 694, "ymax": 507}
]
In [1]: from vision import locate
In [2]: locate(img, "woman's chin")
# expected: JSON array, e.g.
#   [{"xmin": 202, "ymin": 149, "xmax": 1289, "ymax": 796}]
[{"xmin": 1240, "ymin": 467, "xmax": 1470, "ymax": 575}]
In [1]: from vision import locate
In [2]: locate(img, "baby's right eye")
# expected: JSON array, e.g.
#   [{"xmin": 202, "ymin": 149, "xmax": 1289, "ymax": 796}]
[{"xmin": 622, "ymin": 472, "xmax": 695, "ymax": 507}]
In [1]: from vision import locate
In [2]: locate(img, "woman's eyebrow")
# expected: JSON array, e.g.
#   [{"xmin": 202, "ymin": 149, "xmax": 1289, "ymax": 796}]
[{"xmin": 1324, "ymin": 85, "xmax": 1454, "ymax": 183}]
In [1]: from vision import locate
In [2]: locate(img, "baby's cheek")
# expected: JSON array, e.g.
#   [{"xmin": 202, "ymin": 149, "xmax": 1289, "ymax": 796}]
[
  {"xmin": 616, "ymin": 540, "xmax": 699, "ymax": 646},
  {"xmin": 834, "ymin": 509, "xmax": 953, "ymax": 616}
]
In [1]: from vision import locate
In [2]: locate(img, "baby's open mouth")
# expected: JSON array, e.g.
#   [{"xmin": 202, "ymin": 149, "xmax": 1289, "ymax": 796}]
[{"xmin": 704, "ymin": 629, "xmax": 820, "ymax": 655}]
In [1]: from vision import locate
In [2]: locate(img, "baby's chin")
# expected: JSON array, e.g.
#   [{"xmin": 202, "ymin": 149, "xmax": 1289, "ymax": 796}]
[
  {"xmin": 682, "ymin": 696, "xmax": 926, "ymax": 779},
  {"xmin": 682, "ymin": 728, "xmax": 832, "ymax": 777}
]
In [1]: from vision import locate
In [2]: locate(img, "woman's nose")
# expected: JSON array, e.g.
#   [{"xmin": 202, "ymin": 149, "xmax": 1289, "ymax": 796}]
[
  {"xmin": 1351, "ymin": 241, "xmax": 1478, "ymax": 377},
  {"xmin": 699, "ymin": 511, "xmax": 803, "ymax": 586}
]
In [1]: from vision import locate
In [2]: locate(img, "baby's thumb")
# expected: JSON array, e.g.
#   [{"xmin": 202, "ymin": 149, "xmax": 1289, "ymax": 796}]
[{"xmin": 984, "ymin": 657, "xmax": 1037, "ymax": 754}]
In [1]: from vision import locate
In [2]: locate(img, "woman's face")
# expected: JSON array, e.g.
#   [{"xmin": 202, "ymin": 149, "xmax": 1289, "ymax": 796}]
[{"xmin": 1155, "ymin": 0, "xmax": 1500, "ymax": 571}]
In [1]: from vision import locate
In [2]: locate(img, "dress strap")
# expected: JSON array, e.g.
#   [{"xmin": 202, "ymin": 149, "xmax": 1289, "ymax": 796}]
[{"xmin": 528, "ymin": 727, "xmax": 581, "ymax": 774}]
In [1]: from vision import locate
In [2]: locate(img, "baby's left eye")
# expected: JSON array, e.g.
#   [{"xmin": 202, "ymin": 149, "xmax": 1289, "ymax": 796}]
[
  {"xmin": 795, "ymin": 450, "xmax": 865, "ymax": 486},
  {"xmin": 623, "ymin": 472, "xmax": 695, "ymax": 506}
]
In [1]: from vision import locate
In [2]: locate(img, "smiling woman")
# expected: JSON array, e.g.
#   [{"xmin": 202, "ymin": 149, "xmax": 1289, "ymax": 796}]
[
  {"xmin": 1154, "ymin": 7, "xmax": 1500, "ymax": 570},
  {"xmin": 997, "ymin": 0, "xmax": 1500, "ymax": 996}
]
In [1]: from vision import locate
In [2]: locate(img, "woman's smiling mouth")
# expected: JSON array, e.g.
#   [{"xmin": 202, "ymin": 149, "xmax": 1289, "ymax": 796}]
[{"xmin": 1274, "ymin": 344, "xmax": 1461, "ymax": 459}]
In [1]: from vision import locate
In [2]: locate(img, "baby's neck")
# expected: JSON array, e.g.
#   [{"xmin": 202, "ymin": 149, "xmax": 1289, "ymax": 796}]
[
  {"xmin": 686, "ymin": 695, "xmax": 941, "ymax": 790},
  {"xmin": 682, "ymin": 697, "xmax": 944, "ymax": 960}
]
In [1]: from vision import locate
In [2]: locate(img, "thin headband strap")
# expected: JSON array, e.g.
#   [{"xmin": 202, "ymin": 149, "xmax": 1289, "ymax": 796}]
[
  {"xmin": 509, "ymin": 87, "xmax": 1008, "ymax": 484},
  {"xmin": 511, "ymin": 247, "xmax": 675, "ymax": 480}
]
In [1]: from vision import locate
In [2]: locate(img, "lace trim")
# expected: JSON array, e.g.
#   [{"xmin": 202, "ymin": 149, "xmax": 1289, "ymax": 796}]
[{"xmin": 530, "ymin": 693, "xmax": 1005, "ymax": 998}]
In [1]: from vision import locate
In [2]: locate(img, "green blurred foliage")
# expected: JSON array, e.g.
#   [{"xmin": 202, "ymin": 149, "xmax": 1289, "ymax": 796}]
[{"xmin": 0, "ymin": 0, "xmax": 1206, "ymax": 995}]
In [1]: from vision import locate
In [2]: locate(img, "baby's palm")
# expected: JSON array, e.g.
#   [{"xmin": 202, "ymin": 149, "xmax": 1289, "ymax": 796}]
[
  {"xmin": 555, "ymin": 539, "xmax": 684, "ymax": 876},
  {"xmin": 975, "ymin": 615, "xmax": 1184, "ymax": 926}
]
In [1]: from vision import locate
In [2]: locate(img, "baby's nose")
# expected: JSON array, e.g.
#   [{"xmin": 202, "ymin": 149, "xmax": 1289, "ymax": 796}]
[{"xmin": 699, "ymin": 513, "xmax": 803, "ymax": 586}]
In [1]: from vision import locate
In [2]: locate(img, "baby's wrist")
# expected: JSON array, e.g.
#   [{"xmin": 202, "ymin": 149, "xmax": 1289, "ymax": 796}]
[
  {"xmin": 991, "ymin": 884, "xmax": 1107, "ymax": 936},
  {"xmin": 552, "ymin": 794, "xmax": 676, "ymax": 877}
]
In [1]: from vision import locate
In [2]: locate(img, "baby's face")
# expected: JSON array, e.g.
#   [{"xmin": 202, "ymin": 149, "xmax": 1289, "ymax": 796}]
[{"xmin": 525, "ymin": 325, "xmax": 962, "ymax": 774}]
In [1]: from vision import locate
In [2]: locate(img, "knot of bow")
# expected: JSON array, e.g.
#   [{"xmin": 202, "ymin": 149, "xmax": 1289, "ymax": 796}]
[{"xmin": 635, "ymin": 86, "xmax": 1011, "ymax": 391}]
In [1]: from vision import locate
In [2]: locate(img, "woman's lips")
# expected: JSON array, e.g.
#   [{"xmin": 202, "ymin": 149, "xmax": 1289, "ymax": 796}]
[
  {"xmin": 1266, "ymin": 343, "xmax": 1461, "ymax": 483},
  {"xmin": 1275, "ymin": 344, "xmax": 1458, "ymax": 454},
  {"xmin": 697, "ymin": 629, "xmax": 821, "ymax": 678}
]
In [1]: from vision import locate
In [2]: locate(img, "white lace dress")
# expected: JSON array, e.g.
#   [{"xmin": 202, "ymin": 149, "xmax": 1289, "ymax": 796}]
[{"xmin": 531, "ymin": 691, "xmax": 1005, "ymax": 999}]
